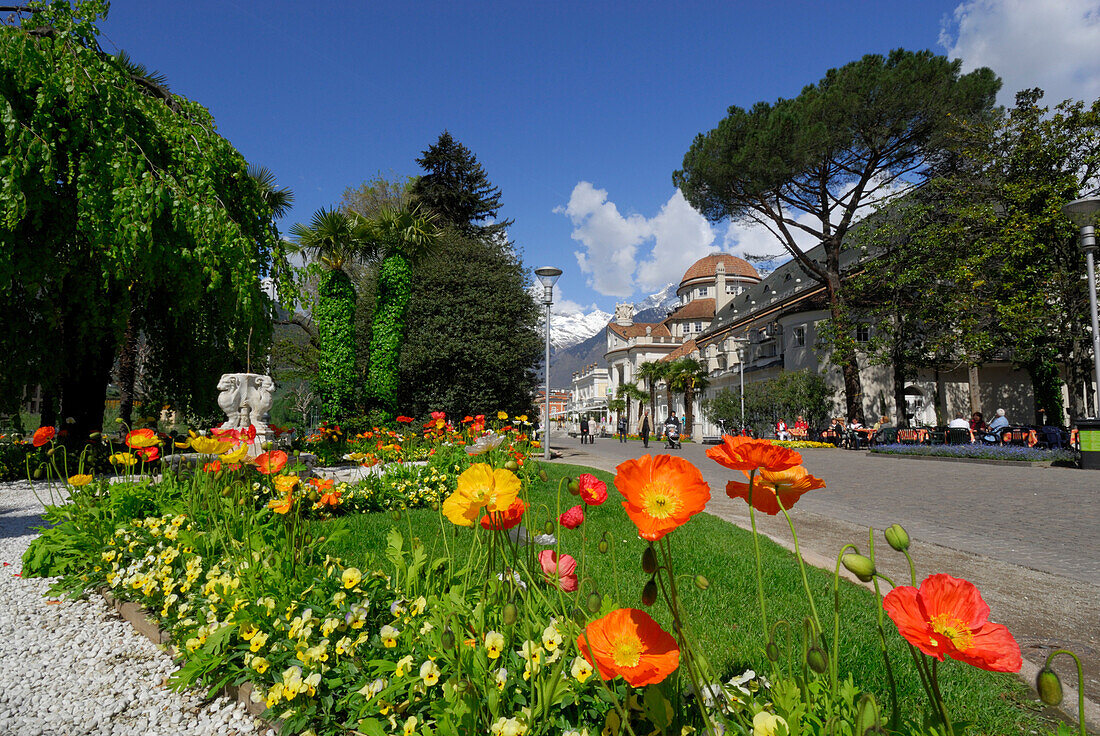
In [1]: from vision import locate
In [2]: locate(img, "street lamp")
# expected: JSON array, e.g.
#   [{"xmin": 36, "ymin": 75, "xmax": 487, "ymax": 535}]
[
  {"xmin": 1062, "ymin": 196, "xmax": 1100, "ymax": 417},
  {"xmin": 534, "ymin": 266, "xmax": 562, "ymax": 461}
]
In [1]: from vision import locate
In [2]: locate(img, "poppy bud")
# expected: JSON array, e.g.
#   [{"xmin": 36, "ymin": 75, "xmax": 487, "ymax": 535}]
[
  {"xmin": 262, "ymin": 441, "xmax": 274, "ymax": 451},
  {"xmin": 641, "ymin": 546, "xmax": 658, "ymax": 574},
  {"xmin": 303, "ymin": 534, "xmax": 312, "ymax": 546},
  {"xmin": 33, "ymin": 467, "xmax": 44, "ymax": 480},
  {"xmin": 765, "ymin": 641, "xmax": 780, "ymax": 662},
  {"xmin": 308, "ymin": 490, "xmax": 320, "ymax": 502},
  {"xmin": 503, "ymin": 603, "xmax": 518, "ymax": 625},
  {"xmin": 884, "ymin": 524, "xmax": 910, "ymax": 552},
  {"xmin": 807, "ymin": 646, "xmax": 828, "ymax": 674},
  {"xmin": 221, "ymin": 487, "xmax": 232, "ymax": 497},
  {"xmin": 504, "ymin": 460, "xmax": 519, "ymax": 471},
  {"xmin": 842, "ymin": 553, "xmax": 876, "ymax": 583},
  {"xmin": 641, "ymin": 579, "xmax": 658, "ymax": 606},
  {"xmin": 694, "ymin": 575, "xmax": 710, "ymax": 591},
  {"xmin": 568, "ymin": 478, "xmax": 580, "ymax": 495},
  {"xmin": 65, "ymin": 417, "xmax": 75, "ymax": 425},
  {"xmin": 544, "ymin": 520, "xmax": 555, "ymax": 535},
  {"xmin": 391, "ymin": 510, "xmax": 402, "ymax": 521},
  {"xmin": 441, "ymin": 629, "xmax": 455, "ymax": 649},
  {"xmin": 115, "ymin": 417, "xmax": 125, "ymax": 424},
  {"xmin": 316, "ymin": 536, "xmax": 325, "ymax": 544},
  {"xmin": 597, "ymin": 540, "xmax": 609, "ymax": 554},
  {"xmin": 571, "ymin": 607, "xmax": 587, "ymax": 625},
  {"xmin": 586, "ymin": 592, "xmax": 602, "ymax": 614},
  {"xmin": 538, "ymin": 470, "xmax": 548, "ymax": 482},
  {"xmin": 89, "ymin": 432, "xmax": 101, "ymax": 440},
  {"xmin": 1036, "ymin": 667, "xmax": 1063, "ymax": 706},
  {"xmin": 46, "ymin": 447, "xmax": 56, "ymax": 457}
]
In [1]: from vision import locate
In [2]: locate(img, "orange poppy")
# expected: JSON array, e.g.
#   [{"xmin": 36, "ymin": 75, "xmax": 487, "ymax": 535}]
[
  {"xmin": 480, "ymin": 498, "xmax": 527, "ymax": 530},
  {"xmin": 308, "ymin": 477, "xmax": 335, "ymax": 493},
  {"xmin": 203, "ymin": 460, "xmax": 222, "ymax": 473},
  {"xmin": 724, "ymin": 465, "xmax": 825, "ymax": 515},
  {"xmin": 32, "ymin": 426, "xmax": 56, "ymax": 447},
  {"xmin": 614, "ymin": 455, "xmax": 710, "ymax": 541},
  {"xmin": 576, "ymin": 608, "xmax": 680, "ymax": 687},
  {"xmin": 317, "ymin": 490, "xmax": 342, "ymax": 509},
  {"xmin": 136, "ymin": 446, "xmax": 160, "ymax": 462},
  {"xmin": 267, "ymin": 491, "xmax": 294, "ymax": 515},
  {"xmin": 254, "ymin": 450, "xmax": 288, "ymax": 475},
  {"xmin": 706, "ymin": 435, "xmax": 802, "ymax": 473},
  {"xmin": 883, "ymin": 574, "xmax": 1021, "ymax": 672},
  {"xmin": 125, "ymin": 428, "xmax": 159, "ymax": 449}
]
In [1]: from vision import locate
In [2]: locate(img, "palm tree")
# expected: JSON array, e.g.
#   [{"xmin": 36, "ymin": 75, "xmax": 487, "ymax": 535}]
[
  {"xmin": 606, "ymin": 397, "xmax": 626, "ymax": 425},
  {"xmin": 362, "ymin": 205, "xmax": 440, "ymax": 414},
  {"xmin": 248, "ymin": 164, "xmax": 295, "ymax": 220},
  {"xmin": 616, "ymin": 381, "xmax": 648, "ymax": 431},
  {"xmin": 667, "ymin": 358, "xmax": 710, "ymax": 438},
  {"xmin": 636, "ymin": 360, "xmax": 665, "ymax": 423},
  {"xmin": 289, "ymin": 208, "xmax": 371, "ymax": 418}
]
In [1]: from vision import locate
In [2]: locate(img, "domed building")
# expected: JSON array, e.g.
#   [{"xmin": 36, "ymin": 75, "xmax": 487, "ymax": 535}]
[{"xmin": 603, "ymin": 253, "xmax": 759, "ymax": 430}]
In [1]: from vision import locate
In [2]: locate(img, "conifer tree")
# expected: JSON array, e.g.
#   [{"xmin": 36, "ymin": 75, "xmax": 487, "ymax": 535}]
[{"xmin": 411, "ymin": 132, "xmax": 513, "ymax": 238}]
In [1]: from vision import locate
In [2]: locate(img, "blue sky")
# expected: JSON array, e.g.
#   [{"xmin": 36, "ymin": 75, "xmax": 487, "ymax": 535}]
[{"xmin": 98, "ymin": 1, "xmax": 1100, "ymax": 314}]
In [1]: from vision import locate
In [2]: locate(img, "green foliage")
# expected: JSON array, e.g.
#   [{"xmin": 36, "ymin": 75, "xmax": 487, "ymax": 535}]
[
  {"xmin": 316, "ymin": 270, "xmax": 358, "ymax": 418},
  {"xmin": 674, "ymin": 49, "xmax": 1001, "ymax": 423},
  {"xmin": 366, "ymin": 253, "xmax": 411, "ymax": 415},
  {"xmin": 666, "ymin": 358, "xmax": 709, "ymax": 435},
  {"xmin": 410, "ymin": 131, "xmax": 512, "ymax": 238},
  {"xmin": 397, "ymin": 230, "xmax": 541, "ymax": 417},
  {"xmin": 0, "ymin": 5, "xmax": 287, "ymax": 436},
  {"xmin": 704, "ymin": 370, "xmax": 832, "ymax": 436}
]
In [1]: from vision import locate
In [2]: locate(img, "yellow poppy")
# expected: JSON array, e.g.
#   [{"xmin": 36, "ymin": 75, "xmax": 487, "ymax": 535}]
[
  {"xmin": 273, "ymin": 474, "xmax": 299, "ymax": 495},
  {"xmin": 221, "ymin": 443, "xmax": 249, "ymax": 463},
  {"xmin": 68, "ymin": 474, "xmax": 94, "ymax": 487},
  {"xmin": 190, "ymin": 436, "xmax": 235, "ymax": 455},
  {"xmin": 497, "ymin": 411, "xmax": 508, "ymax": 420},
  {"xmin": 441, "ymin": 463, "xmax": 520, "ymax": 526}
]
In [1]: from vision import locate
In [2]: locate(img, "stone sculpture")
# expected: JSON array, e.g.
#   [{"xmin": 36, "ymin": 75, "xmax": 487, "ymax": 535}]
[{"xmin": 216, "ymin": 373, "xmax": 276, "ymax": 446}]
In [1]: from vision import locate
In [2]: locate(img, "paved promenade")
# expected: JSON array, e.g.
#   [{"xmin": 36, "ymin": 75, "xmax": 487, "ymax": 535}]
[{"xmin": 547, "ymin": 432, "xmax": 1100, "ymax": 728}]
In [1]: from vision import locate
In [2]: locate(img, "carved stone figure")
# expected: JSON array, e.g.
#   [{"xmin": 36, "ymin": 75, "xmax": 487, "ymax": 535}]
[
  {"xmin": 216, "ymin": 373, "xmax": 276, "ymax": 446},
  {"xmin": 614, "ymin": 303, "xmax": 634, "ymax": 326}
]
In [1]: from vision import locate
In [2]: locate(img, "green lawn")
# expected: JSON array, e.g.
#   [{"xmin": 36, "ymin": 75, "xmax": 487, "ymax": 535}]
[{"xmin": 315, "ymin": 462, "xmax": 1050, "ymax": 735}]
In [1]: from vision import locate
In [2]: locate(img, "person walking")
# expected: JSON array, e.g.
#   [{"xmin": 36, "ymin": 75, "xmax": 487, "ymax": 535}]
[
  {"xmin": 640, "ymin": 412, "xmax": 651, "ymax": 448},
  {"xmin": 616, "ymin": 416, "xmax": 627, "ymax": 443},
  {"xmin": 579, "ymin": 416, "xmax": 590, "ymax": 445}
]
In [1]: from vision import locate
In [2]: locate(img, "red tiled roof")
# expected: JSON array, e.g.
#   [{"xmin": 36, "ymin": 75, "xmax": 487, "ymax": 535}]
[
  {"xmin": 661, "ymin": 339, "xmax": 698, "ymax": 362},
  {"xmin": 607, "ymin": 322, "xmax": 672, "ymax": 339},
  {"xmin": 664, "ymin": 298, "xmax": 715, "ymax": 321},
  {"xmin": 680, "ymin": 253, "xmax": 759, "ymax": 284}
]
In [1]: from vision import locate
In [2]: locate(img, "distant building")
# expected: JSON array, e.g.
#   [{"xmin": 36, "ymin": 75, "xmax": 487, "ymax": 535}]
[
  {"xmin": 569, "ymin": 364, "xmax": 610, "ymax": 419},
  {"xmin": 535, "ymin": 388, "xmax": 571, "ymax": 423}
]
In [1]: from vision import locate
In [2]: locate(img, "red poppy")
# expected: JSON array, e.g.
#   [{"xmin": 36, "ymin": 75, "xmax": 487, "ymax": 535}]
[
  {"xmin": 723, "ymin": 465, "xmax": 825, "ymax": 515},
  {"xmin": 317, "ymin": 489, "xmax": 342, "ymax": 509},
  {"xmin": 210, "ymin": 427, "xmax": 236, "ymax": 441},
  {"xmin": 706, "ymin": 435, "xmax": 802, "ymax": 473},
  {"xmin": 32, "ymin": 426, "xmax": 56, "ymax": 447},
  {"xmin": 615, "ymin": 455, "xmax": 711, "ymax": 541},
  {"xmin": 538, "ymin": 550, "xmax": 579, "ymax": 591},
  {"xmin": 480, "ymin": 498, "xmax": 528, "ymax": 530},
  {"xmin": 431, "ymin": 411, "xmax": 446, "ymax": 420},
  {"xmin": 124, "ymin": 428, "xmax": 158, "ymax": 449},
  {"xmin": 883, "ymin": 574, "xmax": 1021, "ymax": 672},
  {"xmin": 254, "ymin": 450, "xmax": 288, "ymax": 475},
  {"xmin": 559, "ymin": 504, "xmax": 585, "ymax": 529},
  {"xmin": 271, "ymin": 425, "xmax": 292, "ymax": 438},
  {"xmin": 203, "ymin": 460, "xmax": 222, "ymax": 473},
  {"xmin": 577, "ymin": 608, "xmax": 680, "ymax": 687},
  {"xmin": 578, "ymin": 473, "xmax": 608, "ymax": 506},
  {"xmin": 462, "ymin": 416, "xmax": 474, "ymax": 424},
  {"xmin": 396, "ymin": 416, "xmax": 415, "ymax": 424},
  {"xmin": 136, "ymin": 446, "xmax": 160, "ymax": 462}
]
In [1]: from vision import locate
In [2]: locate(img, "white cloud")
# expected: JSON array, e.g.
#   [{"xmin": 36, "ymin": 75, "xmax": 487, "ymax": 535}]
[
  {"xmin": 940, "ymin": 0, "xmax": 1100, "ymax": 105},
  {"xmin": 527, "ymin": 280, "xmax": 598, "ymax": 316},
  {"xmin": 556, "ymin": 183, "xmax": 728, "ymax": 297}
]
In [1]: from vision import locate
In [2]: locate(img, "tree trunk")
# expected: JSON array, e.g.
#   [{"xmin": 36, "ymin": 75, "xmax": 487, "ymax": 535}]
[
  {"xmin": 685, "ymin": 385, "xmax": 695, "ymax": 436},
  {"xmin": 1065, "ymin": 348, "xmax": 1086, "ymax": 419},
  {"xmin": 892, "ymin": 362, "xmax": 909, "ymax": 429},
  {"xmin": 38, "ymin": 388, "xmax": 56, "ymax": 429},
  {"xmin": 664, "ymin": 382, "xmax": 674, "ymax": 425},
  {"xmin": 967, "ymin": 365, "xmax": 981, "ymax": 416},
  {"xmin": 117, "ymin": 307, "xmax": 139, "ymax": 427},
  {"xmin": 824, "ymin": 270, "xmax": 866, "ymax": 424},
  {"xmin": 934, "ymin": 368, "xmax": 947, "ymax": 425}
]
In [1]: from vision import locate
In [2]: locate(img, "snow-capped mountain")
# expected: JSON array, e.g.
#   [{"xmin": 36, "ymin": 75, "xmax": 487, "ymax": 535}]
[
  {"xmin": 547, "ymin": 309, "xmax": 612, "ymax": 350},
  {"xmin": 632, "ymin": 283, "xmax": 679, "ymax": 314}
]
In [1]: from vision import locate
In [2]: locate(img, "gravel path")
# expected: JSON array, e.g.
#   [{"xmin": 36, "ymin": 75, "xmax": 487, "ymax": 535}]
[{"xmin": 0, "ymin": 480, "xmax": 274, "ymax": 736}]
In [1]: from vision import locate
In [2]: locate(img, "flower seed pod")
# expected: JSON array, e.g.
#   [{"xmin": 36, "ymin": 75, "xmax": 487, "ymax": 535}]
[
  {"xmin": 842, "ymin": 553, "xmax": 876, "ymax": 583},
  {"xmin": 641, "ymin": 546, "xmax": 658, "ymax": 574},
  {"xmin": 884, "ymin": 524, "xmax": 910, "ymax": 552},
  {"xmin": 1036, "ymin": 667, "xmax": 1063, "ymax": 706},
  {"xmin": 586, "ymin": 592, "xmax": 602, "ymax": 614},
  {"xmin": 694, "ymin": 575, "xmax": 710, "ymax": 591},
  {"xmin": 765, "ymin": 640, "xmax": 780, "ymax": 662},
  {"xmin": 807, "ymin": 646, "xmax": 828, "ymax": 674},
  {"xmin": 641, "ymin": 579, "xmax": 658, "ymax": 607},
  {"xmin": 504, "ymin": 460, "xmax": 519, "ymax": 471},
  {"xmin": 502, "ymin": 602, "xmax": 518, "ymax": 625},
  {"xmin": 568, "ymin": 478, "xmax": 581, "ymax": 496},
  {"xmin": 441, "ymin": 629, "xmax": 455, "ymax": 649},
  {"xmin": 538, "ymin": 469, "xmax": 548, "ymax": 482}
]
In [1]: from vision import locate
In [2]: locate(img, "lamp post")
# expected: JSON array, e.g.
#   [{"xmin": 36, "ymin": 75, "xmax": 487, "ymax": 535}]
[
  {"xmin": 534, "ymin": 266, "xmax": 562, "ymax": 461},
  {"xmin": 737, "ymin": 341, "xmax": 746, "ymax": 434},
  {"xmin": 1062, "ymin": 196, "xmax": 1100, "ymax": 416}
]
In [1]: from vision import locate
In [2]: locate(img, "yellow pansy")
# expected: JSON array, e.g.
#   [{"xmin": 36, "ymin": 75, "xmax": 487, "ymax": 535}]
[
  {"xmin": 341, "ymin": 567, "xmax": 362, "ymax": 589},
  {"xmin": 251, "ymin": 657, "xmax": 270, "ymax": 674},
  {"xmin": 570, "ymin": 656, "xmax": 593, "ymax": 683},
  {"xmin": 380, "ymin": 625, "xmax": 400, "ymax": 648},
  {"xmin": 419, "ymin": 659, "xmax": 441, "ymax": 686},
  {"xmin": 485, "ymin": 630, "xmax": 505, "ymax": 659},
  {"xmin": 395, "ymin": 654, "xmax": 415, "ymax": 677},
  {"xmin": 753, "ymin": 712, "xmax": 788, "ymax": 736}
]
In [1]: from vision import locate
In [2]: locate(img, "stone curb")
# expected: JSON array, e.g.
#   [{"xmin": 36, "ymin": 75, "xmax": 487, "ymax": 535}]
[
  {"xmin": 865, "ymin": 451, "xmax": 1058, "ymax": 468},
  {"xmin": 99, "ymin": 588, "xmax": 277, "ymax": 731}
]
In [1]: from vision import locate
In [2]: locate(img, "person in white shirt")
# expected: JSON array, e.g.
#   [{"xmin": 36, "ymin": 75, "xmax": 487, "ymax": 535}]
[
  {"xmin": 776, "ymin": 419, "xmax": 789, "ymax": 440},
  {"xmin": 988, "ymin": 408, "xmax": 1010, "ymax": 431},
  {"xmin": 947, "ymin": 412, "xmax": 971, "ymax": 429}
]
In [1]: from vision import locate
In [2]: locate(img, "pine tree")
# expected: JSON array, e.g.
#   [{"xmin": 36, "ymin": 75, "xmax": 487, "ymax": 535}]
[{"xmin": 411, "ymin": 132, "xmax": 513, "ymax": 238}]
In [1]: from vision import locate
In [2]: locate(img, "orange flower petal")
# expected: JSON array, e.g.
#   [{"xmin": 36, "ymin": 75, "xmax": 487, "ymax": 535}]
[
  {"xmin": 706, "ymin": 435, "xmax": 802, "ymax": 473},
  {"xmin": 615, "ymin": 455, "xmax": 710, "ymax": 541}
]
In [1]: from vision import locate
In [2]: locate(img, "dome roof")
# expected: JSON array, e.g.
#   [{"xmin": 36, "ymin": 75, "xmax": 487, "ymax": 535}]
[{"xmin": 680, "ymin": 253, "xmax": 759, "ymax": 285}]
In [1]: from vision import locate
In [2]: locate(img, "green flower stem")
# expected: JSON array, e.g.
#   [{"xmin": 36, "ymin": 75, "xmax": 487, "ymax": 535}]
[
  {"xmin": 930, "ymin": 658, "xmax": 955, "ymax": 735},
  {"xmin": 831, "ymin": 543, "xmax": 860, "ymax": 697},
  {"xmin": 1043, "ymin": 650, "xmax": 1087, "ymax": 736},
  {"xmin": 901, "ymin": 548, "xmax": 918, "ymax": 587},
  {"xmin": 867, "ymin": 532, "xmax": 901, "ymax": 731},
  {"xmin": 776, "ymin": 497, "xmax": 822, "ymax": 637},
  {"xmin": 747, "ymin": 470, "xmax": 769, "ymax": 641}
]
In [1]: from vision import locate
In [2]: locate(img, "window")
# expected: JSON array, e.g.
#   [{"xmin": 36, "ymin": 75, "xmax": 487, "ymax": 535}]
[
  {"xmin": 725, "ymin": 283, "xmax": 740, "ymax": 295},
  {"xmin": 855, "ymin": 324, "xmax": 870, "ymax": 343},
  {"xmin": 698, "ymin": 287, "xmax": 708, "ymax": 297},
  {"xmin": 792, "ymin": 326, "xmax": 805, "ymax": 347},
  {"xmin": 694, "ymin": 321, "xmax": 703, "ymax": 333}
]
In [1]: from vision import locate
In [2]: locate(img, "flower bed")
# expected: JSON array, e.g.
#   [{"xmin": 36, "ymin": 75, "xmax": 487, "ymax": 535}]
[
  {"xmin": 19, "ymin": 427, "xmax": 1080, "ymax": 735},
  {"xmin": 870, "ymin": 442, "xmax": 1078, "ymax": 463}
]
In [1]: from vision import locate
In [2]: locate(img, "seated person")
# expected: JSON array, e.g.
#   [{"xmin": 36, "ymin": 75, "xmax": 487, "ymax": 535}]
[
  {"xmin": 776, "ymin": 418, "xmax": 790, "ymax": 441},
  {"xmin": 988, "ymin": 408, "xmax": 1010, "ymax": 431},
  {"xmin": 970, "ymin": 412, "xmax": 988, "ymax": 432},
  {"xmin": 791, "ymin": 416, "xmax": 809, "ymax": 438},
  {"xmin": 871, "ymin": 415, "xmax": 890, "ymax": 431},
  {"xmin": 947, "ymin": 412, "xmax": 971, "ymax": 429}
]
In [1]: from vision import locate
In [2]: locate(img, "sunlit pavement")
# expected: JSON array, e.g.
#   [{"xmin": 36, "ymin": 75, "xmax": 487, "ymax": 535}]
[{"xmin": 546, "ymin": 431, "xmax": 1100, "ymax": 723}]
